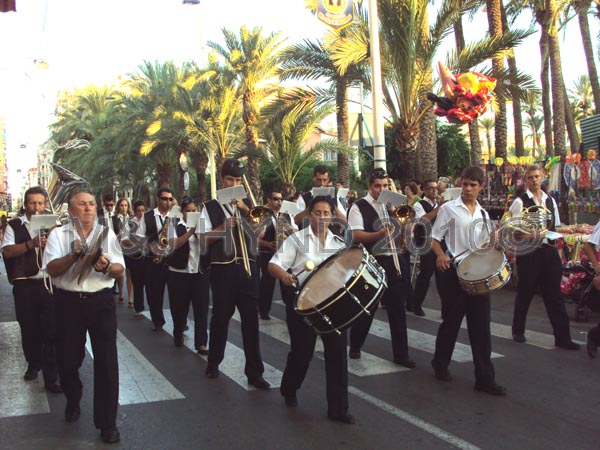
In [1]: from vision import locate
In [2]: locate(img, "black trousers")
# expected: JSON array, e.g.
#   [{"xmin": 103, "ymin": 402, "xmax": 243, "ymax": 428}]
[
  {"xmin": 413, "ymin": 250, "xmax": 436, "ymax": 309},
  {"xmin": 144, "ymin": 259, "xmax": 168, "ymax": 327},
  {"xmin": 208, "ymin": 262, "xmax": 264, "ymax": 379},
  {"xmin": 125, "ymin": 256, "xmax": 146, "ymax": 313},
  {"xmin": 433, "ymin": 266, "xmax": 495, "ymax": 385},
  {"xmin": 280, "ymin": 288, "xmax": 349, "ymax": 417},
  {"xmin": 167, "ymin": 270, "xmax": 210, "ymax": 349},
  {"xmin": 54, "ymin": 289, "xmax": 118, "ymax": 429},
  {"xmin": 12, "ymin": 279, "xmax": 59, "ymax": 384},
  {"xmin": 349, "ymin": 256, "xmax": 410, "ymax": 360},
  {"xmin": 589, "ymin": 323, "xmax": 600, "ymax": 345},
  {"xmin": 399, "ymin": 251, "xmax": 415, "ymax": 308},
  {"xmin": 513, "ymin": 245, "xmax": 572, "ymax": 342},
  {"xmin": 258, "ymin": 251, "xmax": 277, "ymax": 315}
]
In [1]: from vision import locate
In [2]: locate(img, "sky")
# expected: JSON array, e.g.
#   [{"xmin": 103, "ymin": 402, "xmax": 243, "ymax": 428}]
[{"xmin": 0, "ymin": 0, "xmax": 597, "ymax": 195}]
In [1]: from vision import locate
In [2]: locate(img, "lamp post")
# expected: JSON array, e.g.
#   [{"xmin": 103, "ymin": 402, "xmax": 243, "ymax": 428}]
[{"xmin": 367, "ymin": 0, "xmax": 386, "ymax": 171}]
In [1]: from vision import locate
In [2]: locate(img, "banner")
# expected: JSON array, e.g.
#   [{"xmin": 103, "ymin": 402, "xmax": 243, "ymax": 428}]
[{"xmin": 317, "ymin": 0, "xmax": 354, "ymax": 31}]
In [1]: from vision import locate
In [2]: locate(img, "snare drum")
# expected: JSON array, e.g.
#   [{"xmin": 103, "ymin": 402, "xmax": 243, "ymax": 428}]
[
  {"xmin": 456, "ymin": 249, "xmax": 511, "ymax": 295},
  {"xmin": 295, "ymin": 244, "xmax": 387, "ymax": 334}
]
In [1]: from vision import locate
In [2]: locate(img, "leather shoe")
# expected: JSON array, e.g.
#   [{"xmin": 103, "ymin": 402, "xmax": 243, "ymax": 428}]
[
  {"xmin": 431, "ymin": 360, "xmax": 452, "ymax": 382},
  {"xmin": 405, "ymin": 303, "xmax": 414, "ymax": 312},
  {"xmin": 555, "ymin": 340, "xmax": 580, "ymax": 350},
  {"xmin": 328, "ymin": 412, "xmax": 356, "ymax": 424},
  {"xmin": 174, "ymin": 334, "xmax": 184, "ymax": 347},
  {"xmin": 196, "ymin": 347, "xmax": 209, "ymax": 356},
  {"xmin": 44, "ymin": 383, "xmax": 63, "ymax": 394},
  {"xmin": 65, "ymin": 402, "xmax": 81, "ymax": 422},
  {"xmin": 100, "ymin": 427, "xmax": 121, "ymax": 444},
  {"xmin": 474, "ymin": 382, "xmax": 507, "ymax": 396},
  {"xmin": 248, "ymin": 376, "xmax": 271, "ymax": 390},
  {"xmin": 152, "ymin": 324, "xmax": 163, "ymax": 332},
  {"xmin": 205, "ymin": 365, "xmax": 219, "ymax": 379},
  {"xmin": 284, "ymin": 395, "xmax": 298, "ymax": 407},
  {"xmin": 413, "ymin": 307, "xmax": 425, "ymax": 317},
  {"xmin": 394, "ymin": 357, "xmax": 416, "ymax": 368},
  {"xmin": 512, "ymin": 333, "xmax": 526, "ymax": 343},
  {"xmin": 587, "ymin": 333, "xmax": 597, "ymax": 358},
  {"xmin": 348, "ymin": 348, "xmax": 361, "ymax": 359},
  {"xmin": 23, "ymin": 369, "xmax": 39, "ymax": 381},
  {"xmin": 259, "ymin": 312, "xmax": 271, "ymax": 320}
]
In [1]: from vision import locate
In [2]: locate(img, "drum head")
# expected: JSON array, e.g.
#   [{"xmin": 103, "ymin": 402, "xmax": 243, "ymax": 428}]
[
  {"xmin": 296, "ymin": 247, "xmax": 363, "ymax": 311},
  {"xmin": 457, "ymin": 250, "xmax": 505, "ymax": 281}
]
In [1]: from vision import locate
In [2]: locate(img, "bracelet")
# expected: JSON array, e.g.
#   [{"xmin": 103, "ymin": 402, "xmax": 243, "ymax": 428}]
[{"xmin": 102, "ymin": 262, "xmax": 112, "ymax": 275}]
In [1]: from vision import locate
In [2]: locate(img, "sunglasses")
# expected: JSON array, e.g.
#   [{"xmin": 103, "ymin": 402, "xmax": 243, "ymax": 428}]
[
  {"xmin": 159, "ymin": 197, "xmax": 175, "ymax": 202},
  {"xmin": 271, "ymin": 197, "xmax": 283, "ymax": 201}
]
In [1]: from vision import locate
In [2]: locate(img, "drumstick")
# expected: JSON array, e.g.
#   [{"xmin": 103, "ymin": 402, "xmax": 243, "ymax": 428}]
[{"xmin": 293, "ymin": 261, "xmax": 315, "ymax": 285}]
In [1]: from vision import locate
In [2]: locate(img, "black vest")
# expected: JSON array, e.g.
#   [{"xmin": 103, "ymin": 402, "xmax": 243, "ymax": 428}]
[
  {"xmin": 166, "ymin": 223, "xmax": 191, "ymax": 270},
  {"xmin": 349, "ymin": 198, "xmax": 401, "ymax": 254},
  {"xmin": 520, "ymin": 193, "xmax": 556, "ymax": 232},
  {"xmin": 144, "ymin": 210, "xmax": 160, "ymax": 243},
  {"xmin": 261, "ymin": 212, "xmax": 293, "ymax": 254},
  {"xmin": 3, "ymin": 218, "xmax": 39, "ymax": 284},
  {"xmin": 203, "ymin": 198, "xmax": 256, "ymax": 265},
  {"xmin": 413, "ymin": 199, "xmax": 437, "ymax": 246}
]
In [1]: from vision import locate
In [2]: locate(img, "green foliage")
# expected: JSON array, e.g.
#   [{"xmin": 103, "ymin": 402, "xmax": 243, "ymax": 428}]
[{"xmin": 436, "ymin": 122, "xmax": 470, "ymax": 178}]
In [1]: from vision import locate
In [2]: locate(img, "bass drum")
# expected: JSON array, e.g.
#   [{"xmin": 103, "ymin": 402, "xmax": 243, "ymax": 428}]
[
  {"xmin": 295, "ymin": 244, "xmax": 387, "ymax": 334},
  {"xmin": 456, "ymin": 249, "xmax": 511, "ymax": 295}
]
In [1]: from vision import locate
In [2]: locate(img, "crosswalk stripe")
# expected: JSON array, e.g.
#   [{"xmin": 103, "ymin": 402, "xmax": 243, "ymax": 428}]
[
  {"xmin": 85, "ymin": 330, "xmax": 185, "ymax": 405},
  {"xmin": 232, "ymin": 310, "xmax": 410, "ymax": 376},
  {"xmin": 0, "ymin": 322, "xmax": 50, "ymax": 418},
  {"xmin": 273, "ymin": 301, "xmax": 502, "ymax": 362},
  {"xmin": 420, "ymin": 307, "xmax": 585, "ymax": 349},
  {"xmin": 141, "ymin": 311, "xmax": 283, "ymax": 390}
]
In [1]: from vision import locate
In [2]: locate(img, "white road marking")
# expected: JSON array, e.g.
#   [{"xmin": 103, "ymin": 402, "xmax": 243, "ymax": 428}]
[
  {"xmin": 85, "ymin": 330, "xmax": 185, "ymax": 404},
  {"xmin": 349, "ymin": 386, "xmax": 481, "ymax": 450},
  {"xmin": 0, "ymin": 322, "xmax": 50, "ymax": 418}
]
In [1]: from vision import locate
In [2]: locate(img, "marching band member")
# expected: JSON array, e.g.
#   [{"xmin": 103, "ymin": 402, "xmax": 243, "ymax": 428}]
[
  {"xmin": 198, "ymin": 159, "xmax": 269, "ymax": 389},
  {"xmin": 166, "ymin": 197, "xmax": 210, "ymax": 354},
  {"xmin": 430, "ymin": 166, "xmax": 506, "ymax": 395},
  {"xmin": 1, "ymin": 186, "xmax": 60, "ymax": 392},
  {"xmin": 43, "ymin": 189, "xmax": 125, "ymax": 444},
  {"xmin": 411, "ymin": 179, "xmax": 445, "ymax": 316},
  {"xmin": 113, "ymin": 198, "xmax": 133, "ymax": 306},
  {"xmin": 269, "ymin": 196, "xmax": 354, "ymax": 424},
  {"xmin": 257, "ymin": 189, "xmax": 295, "ymax": 320},
  {"xmin": 583, "ymin": 222, "xmax": 600, "ymax": 358},
  {"xmin": 508, "ymin": 165, "xmax": 579, "ymax": 350},
  {"xmin": 346, "ymin": 168, "xmax": 416, "ymax": 368},
  {"xmin": 120, "ymin": 201, "xmax": 147, "ymax": 317}
]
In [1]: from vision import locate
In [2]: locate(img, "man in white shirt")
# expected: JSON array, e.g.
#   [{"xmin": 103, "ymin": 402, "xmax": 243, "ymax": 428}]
[
  {"xmin": 1, "ymin": 186, "xmax": 60, "ymax": 392},
  {"xmin": 43, "ymin": 189, "xmax": 125, "ymax": 444},
  {"xmin": 269, "ymin": 196, "xmax": 354, "ymax": 424},
  {"xmin": 582, "ymin": 221, "xmax": 600, "ymax": 358},
  {"xmin": 431, "ymin": 166, "xmax": 506, "ymax": 396},
  {"xmin": 508, "ymin": 165, "xmax": 579, "ymax": 349}
]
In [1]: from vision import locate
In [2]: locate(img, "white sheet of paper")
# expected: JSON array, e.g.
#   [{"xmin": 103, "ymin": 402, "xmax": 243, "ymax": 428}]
[
  {"xmin": 29, "ymin": 214, "xmax": 58, "ymax": 230},
  {"xmin": 280, "ymin": 200, "xmax": 299, "ymax": 216},
  {"xmin": 378, "ymin": 190, "xmax": 407, "ymax": 207},
  {"xmin": 336, "ymin": 187, "xmax": 349, "ymax": 199},
  {"xmin": 442, "ymin": 188, "xmax": 462, "ymax": 201},
  {"xmin": 217, "ymin": 185, "xmax": 247, "ymax": 205},
  {"xmin": 169, "ymin": 205, "xmax": 182, "ymax": 219},
  {"xmin": 545, "ymin": 231, "xmax": 562, "ymax": 241},
  {"xmin": 185, "ymin": 211, "xmax": 200, "ymax": 228},
  {"xmin": 311, "ymin": 187, "xmax": 335, "ymax": 198}
]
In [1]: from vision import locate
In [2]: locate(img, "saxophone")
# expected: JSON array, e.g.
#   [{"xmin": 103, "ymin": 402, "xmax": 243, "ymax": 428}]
[
  {"xmin": 152, "ymin": 216, "xmax": 172, "ymax": 264},
  {"xmin": 275, "ymin": 213, "xmax": 289, "ymax": 249}
]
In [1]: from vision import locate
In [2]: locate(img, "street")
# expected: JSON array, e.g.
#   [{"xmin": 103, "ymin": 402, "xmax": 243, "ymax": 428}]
[{"xmin": 0, "ymin": 271, "xmax": 598, "ymax": 450}]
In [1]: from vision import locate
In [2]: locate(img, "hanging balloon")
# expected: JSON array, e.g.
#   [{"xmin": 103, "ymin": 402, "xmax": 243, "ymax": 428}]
[
  {"xmin": 508, "ymin": 155, "xmax": 518, "ymax": 165},
  {"xmin": 526, "ymin": 156, "xmax": 535, "ymax": 165},
  {"xmin": 544, "ymin": 155, "xmax": 560, "ymax": 169},
  {"xmin": 587, "ymin": 149, "xmax": 596, "ymax": 160},
  {"xmin": 519, "ymin": 156, "xmax": 528, "ymax": 165},
  {"xmin": 494, "ymin": 157, "xmax": 504, "ymax": 167},
  {"xmin": 573, "ymin": 153, "xmax": 582, "ymax": 163},
  {"xmin": 566, "ymin": 154, "xmax": 574, "ymax": 164}
]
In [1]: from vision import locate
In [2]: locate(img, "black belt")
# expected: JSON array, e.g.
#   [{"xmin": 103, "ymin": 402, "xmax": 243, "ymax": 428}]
[{"xmin": 55, "ymin": 288, "xmax": 112, "ymax": 299}]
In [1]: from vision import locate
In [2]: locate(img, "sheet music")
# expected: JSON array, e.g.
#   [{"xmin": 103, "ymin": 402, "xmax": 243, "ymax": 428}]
[
  {"xmin": 378, "ymin": 190, "xmax": 407, "ymax": 207},
  {"xmin": 185, "ymin": 211, "xmax": 200, "ymax": 228},
  {"xmin": 336, "ymin": 187, "xmax": 349, "ymax": 199},
  {"xmin": 29, "ymin": 214, "xmax": 59, "ymax": 230},
  {"xmin": 311, "ymin": 187, "xmax": 335, "ymax": 198},
  {"xmin": 280, "ymin": 200, "xmax": 299, "ymax": 216},
  {"xmin": 442, "ymin": 188, "xmax": 462, "ymax": 201},
  {"xmin": 217, "ymin": 185, "xmax": 247, "ymax": 205}
]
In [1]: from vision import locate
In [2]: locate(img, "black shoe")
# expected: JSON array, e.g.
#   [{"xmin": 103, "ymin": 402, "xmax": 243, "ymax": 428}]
[
  {"xmin": 23, "ymin": 369, "xmax": 39, "ymax": 381},
  {"xmin": 152, "ymin": 324, "xmax": 163, "ymax": 332},
  {"xmin": 474, "ymin": 382, "xmax": 507, "ymax": 396},
  {"xmin": 196, "ymin": 347, "xmax": 209, "ymax": 356},
  {"xmin": 394, "ymin": 357, "xmax": 416, "ymax": 369},
  {"xmin": 44, "ymin": 383, "xmax": 63, "ymax": 394},
  {"xmin": 65, "ymin": 402, "xmax": 81, "ymax": 422},
  {"xmin": 328, "ymin": 412, "xmax": 356, "ymax": 424},
  {"xmin": 512, "ymin": 333, "xmax": 526, "ymax": 343},
  {"xmin": 284, "ymin": 395, "xmax": 298, "ymax": 407},
  {"xmin": 555, "ymin": 340, "xmax": 580, "ymax": 350},
  {"xmin": 431, "ymin": 360, "xmax": 452, "ymax": 382},
  {"xmin": 248, "ymin": 376, "xmax": 271, "ymax": 390},
  {"xmin": 413, "ymin": 307, "xmax": 425, "ymax": 317},
  {"xmin": 206, "ymin": 365, "xmax": 219, "ymax": 379},
  {"xmin": 100, "ymin": 427, "xmax": 121, "ymax": 444},
  {"xmin": 406, "ymin": 304, "xmax": 414, "ymax": 312},
  {"xmin": 349, "ymin": 348, "xmax": 361, "ymax": 359},
  {"xmin": 259, "ymin": 312, "xmax": 271, "ymax": 320},
  {"xmin": 174, "ymin": 334, "xmax": 184, "ymax": 347},
  {"xmin": 587, "ymin": 333, "xmax": 597, "ymax": 358}
]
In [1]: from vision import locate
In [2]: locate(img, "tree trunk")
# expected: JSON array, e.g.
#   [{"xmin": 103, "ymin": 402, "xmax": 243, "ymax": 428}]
[
  {"xmin": 395, "ymin": 122, "xmax": 418, "ymax": 183},
  {"xmin": 336, "ymin": 77, "xmax": 350, "ymax": 187},
  {"xmin": 190, "ymin": 146, "xmax": 209, "ymax": 202},
  {"xmin": 538, "ymin": 22, "xmax": 554, "ymax": 156},
  {"xmin": 575, "ymin": 0, "xmax": 600, "ymax": 113},
  {"xmin": 468, "ymin": 119, "xmax": 483, "ymax": 161},
  {"xmin": 563, "ymin": 79, "xmax": 581, "ymax": 153},
  {"xmin": 282, "ymin": 181, "xmax": 296, "ymax": 199},
  {"xmin": 157, "ymin": 162, "xmax": 171, "ymax": 190},
  {"xmin": 548, "ymin": 10, "xmax": 566, "ymax": 157},
  {"xmin": 243, "ymin": 91, "xmax": 262, "ymax": 200},
  {"xmin": 487, "ymin": 0, "xmax": 507, "ymax": 159}
]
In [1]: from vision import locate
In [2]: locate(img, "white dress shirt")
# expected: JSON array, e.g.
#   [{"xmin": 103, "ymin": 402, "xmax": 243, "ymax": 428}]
[
  {"xmin": 42, "ymin": 222, "xmax": 125, "ymax": 292},
  {"xmin": 413, "ymin": 197, "xmax": 437, "ymax": 219},
  {"xmin": 432, "ymin": 196, "xmax": 492, "ymax": 264},
  {"xmin": 508, "ymin": 189, "xmax": 561, "ymax": 227},
  {"xmin": 1, "ymin": 215, "xmax": 44, "ymax": 279},
  {"xmin": 134, "ymin": 208, "xmax": 170, "ymax": 238},
  {"xmin": 169, "ymin": 218, "xmax": 201, "ymax": 274},
  {"xmin": 587, "ymin": 222, "xmax": 600, "ymax": 251},
  {"xmin": 347, "ymin": 193, "xmax": 395, "ymax": 256},
  {"xmin": 269, "ymin": 226, "xmax": 346, "ymax": 286}
]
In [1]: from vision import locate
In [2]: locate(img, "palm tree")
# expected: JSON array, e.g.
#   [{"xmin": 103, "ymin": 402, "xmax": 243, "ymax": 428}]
[
  {"xmin": 568, "ymin": 74, "xmax": 595, "ymax": 122},
  {"xmin": 207, "ymin": 26, "xmax": 287, "ymax": 199},
  {"xmin": 522, "ymin": 90, "xmax": 543, "ymax": 160},
  {"xmin": 479, "ymin": 115, "xmax": 496, "ymax": 160}
]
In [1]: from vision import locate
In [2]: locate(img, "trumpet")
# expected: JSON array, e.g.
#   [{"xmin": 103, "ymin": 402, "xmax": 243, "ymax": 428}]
[{"xmin": 390, "ymin": 204, "xmax": 415, "ymax": 253}]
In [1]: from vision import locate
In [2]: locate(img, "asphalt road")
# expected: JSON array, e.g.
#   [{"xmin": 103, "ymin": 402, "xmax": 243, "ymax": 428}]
[{"xmin": 0, "ymin": 269, "xmax": 598, "ymax": 450}]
